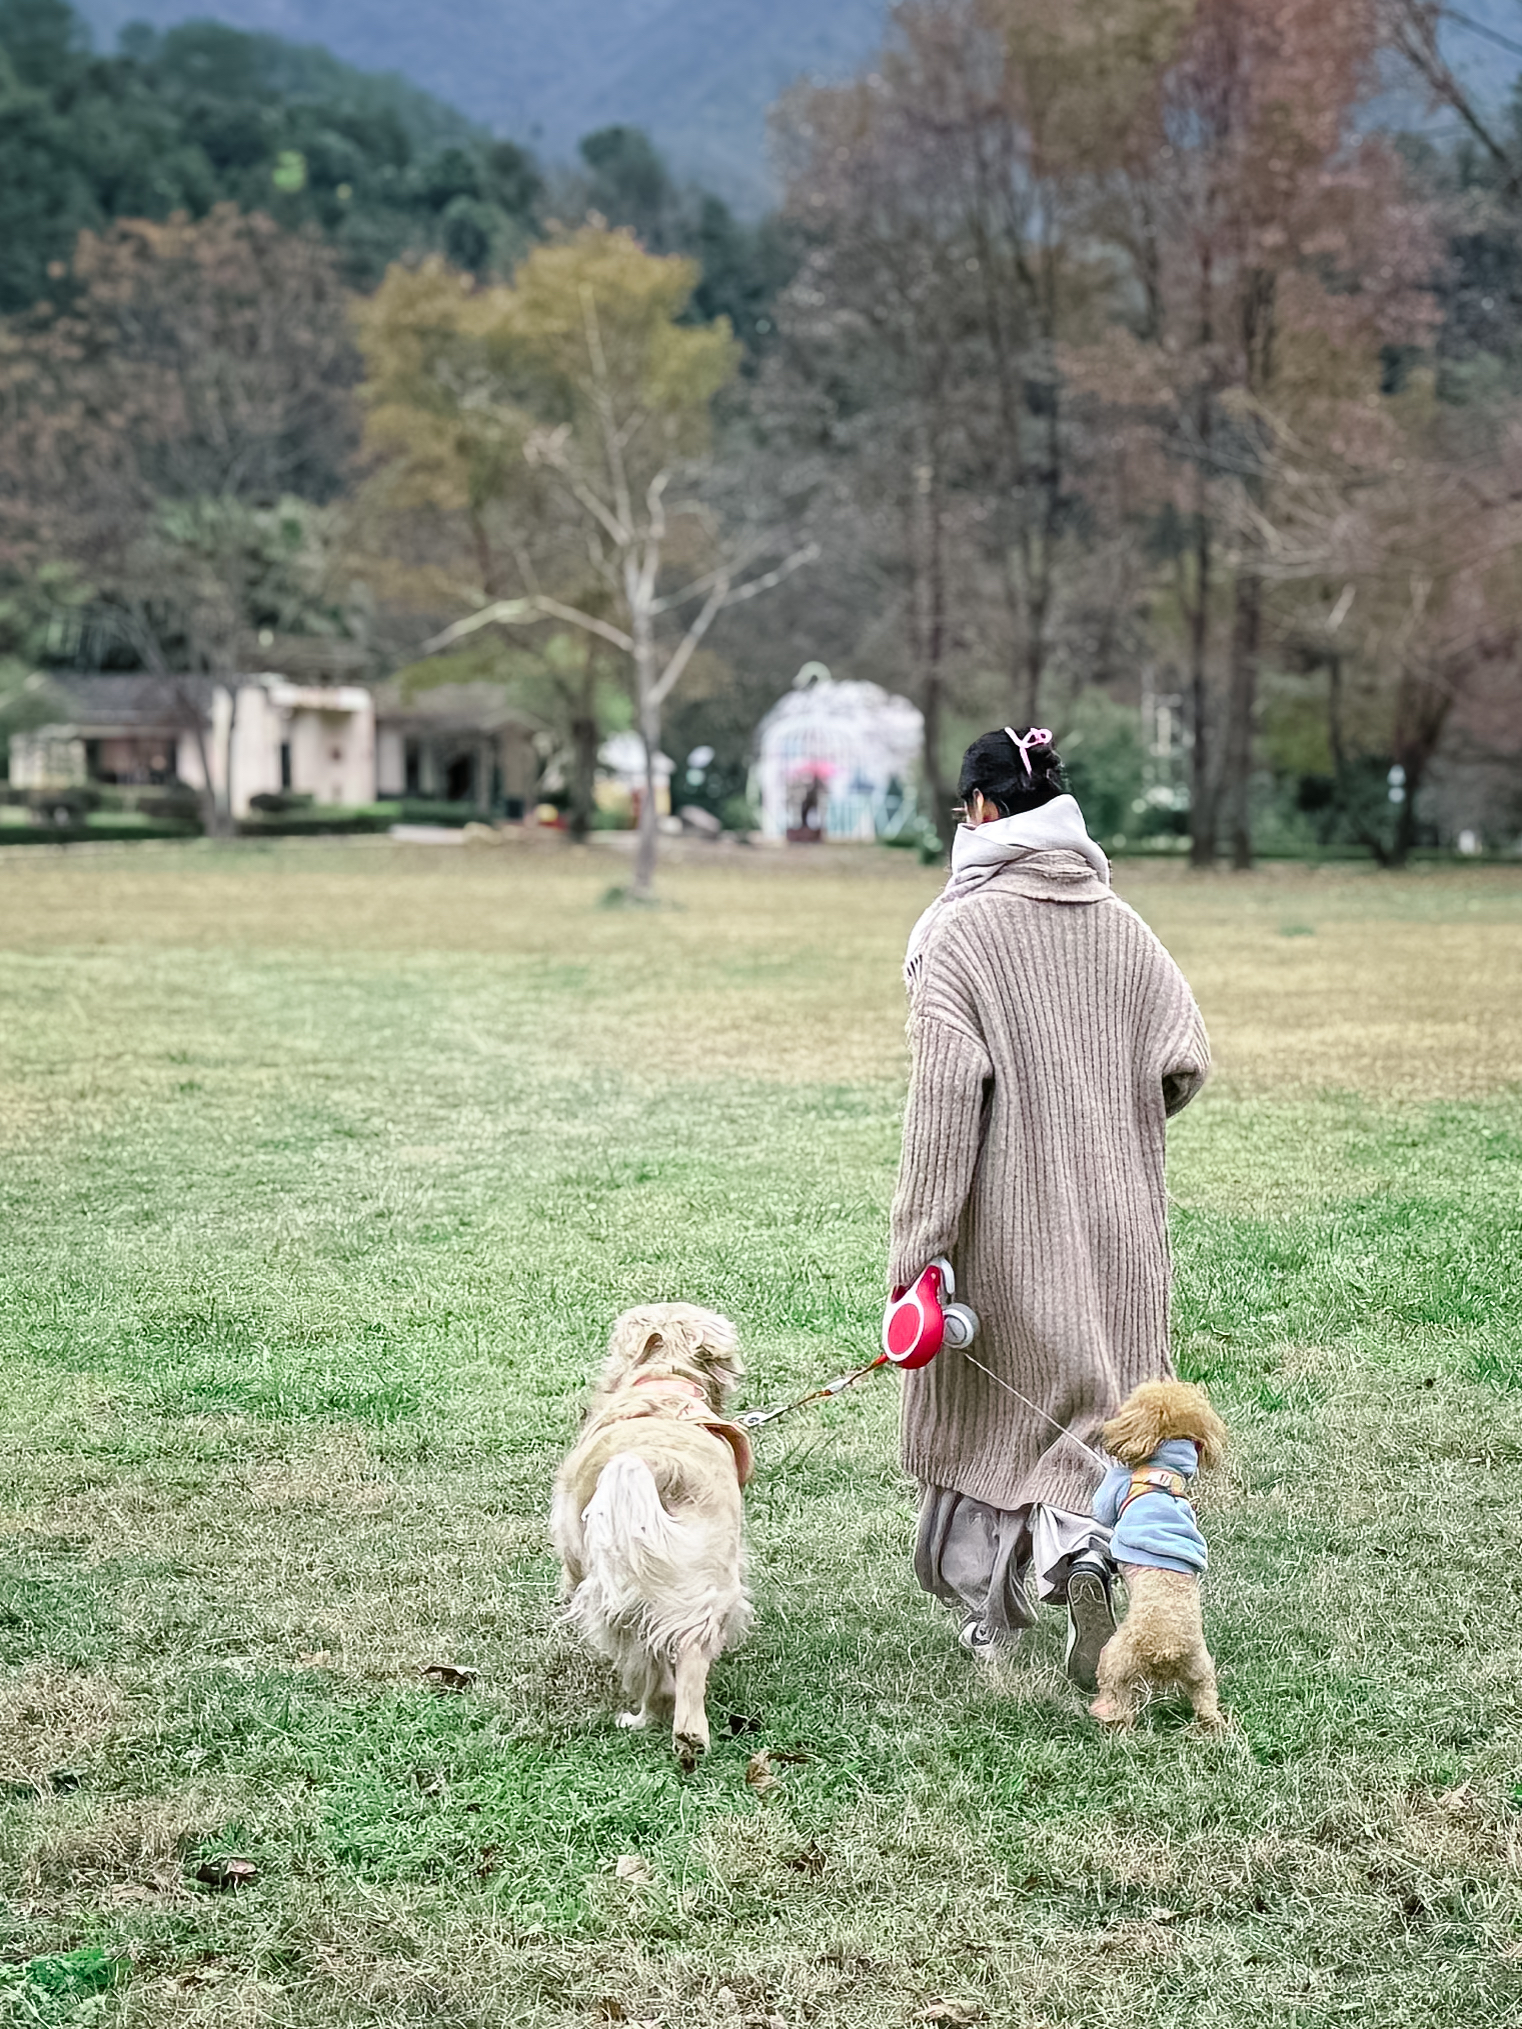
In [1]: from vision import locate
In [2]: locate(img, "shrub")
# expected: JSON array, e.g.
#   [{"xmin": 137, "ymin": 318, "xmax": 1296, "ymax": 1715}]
[
  {"xmin": 1060, "ymin": 693, "xmax": 1146, "ymax": 845},
  {"xmin": 249, "ymin": 791, "xmax": 316, "ymax": 814}
]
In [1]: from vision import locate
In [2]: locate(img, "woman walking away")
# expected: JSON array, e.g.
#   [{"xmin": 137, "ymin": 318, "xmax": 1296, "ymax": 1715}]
[{"xmin": 889, "ymin": 726, "xmax": 1209, "ymax": 1688}]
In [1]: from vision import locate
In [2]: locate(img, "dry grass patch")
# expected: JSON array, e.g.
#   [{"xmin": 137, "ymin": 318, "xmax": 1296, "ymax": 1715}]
[{"xmin": 0, "ymin": 1669, "xmax": 126, "ymax": 1791}]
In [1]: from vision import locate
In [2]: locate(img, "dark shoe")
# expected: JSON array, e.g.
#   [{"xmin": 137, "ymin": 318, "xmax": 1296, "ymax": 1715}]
[
  {"xmin": 1064, "ymin": 1558, "xmax": 1116, "ymax": 1692},
  {"xmin": 957, "ymin": 1615, "xmax": 1003, "ymax": 1664}
]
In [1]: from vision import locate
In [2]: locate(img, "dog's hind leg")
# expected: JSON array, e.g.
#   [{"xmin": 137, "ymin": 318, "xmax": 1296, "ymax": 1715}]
[
  {"xmin": 1183, "ymin": 1649, "xmax": 1224, "ymax": 1732},
  {"xmin": 671, "ymin": 1640, "xmax": 712, "ymax": 1771},
  {"xmin": 1089, "ymin": 1631, "xmax": 1142, "ymax": 1729}
]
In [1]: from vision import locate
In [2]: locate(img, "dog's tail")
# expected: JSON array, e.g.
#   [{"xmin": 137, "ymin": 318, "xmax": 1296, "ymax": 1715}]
[{"xmin": 571, "ymin": 1453, "xmax": 747, "ymax": 1659}]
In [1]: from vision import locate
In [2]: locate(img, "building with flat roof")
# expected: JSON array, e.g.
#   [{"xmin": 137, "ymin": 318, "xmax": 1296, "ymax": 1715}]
[{"xmin": 7, "ymin": 673, "xmax": 539, "ymax": 819}]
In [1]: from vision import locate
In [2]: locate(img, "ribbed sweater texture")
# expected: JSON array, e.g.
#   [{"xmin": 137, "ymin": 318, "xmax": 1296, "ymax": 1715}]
[{"xmin": 889, "ymin": 853, "xmax": 1209, "ymax": 1515}]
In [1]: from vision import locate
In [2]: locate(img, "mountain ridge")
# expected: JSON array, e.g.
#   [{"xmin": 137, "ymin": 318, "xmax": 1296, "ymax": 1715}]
[{"xmin": 75, "ymin": 0, "xmax": 893, "ymax": 207}]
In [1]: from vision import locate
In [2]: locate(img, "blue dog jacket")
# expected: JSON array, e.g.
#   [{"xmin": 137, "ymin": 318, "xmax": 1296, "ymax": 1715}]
[{"xmin": 1093, "ymin": 1437, "xmax": 1206, "ymax": 1575}]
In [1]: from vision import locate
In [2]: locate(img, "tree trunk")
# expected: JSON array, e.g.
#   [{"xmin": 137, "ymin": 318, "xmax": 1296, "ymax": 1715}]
[
  {"xmin": 1023, "ymin": 242, "xmax": 1065, "ymax": 727},
  {"xmin": 922, "ymin": 660, "xmax": 948, "ymax": 857},
  {"xmin": 1377, "ymin": 655, "xmax": 1458, "ymax": 869},
  {"xmin": 219, "ymin": 681, "xmax": 241, "ymax": 837},
  {"xmin": 631, "ymin": 603, "xmax": 661, "ymax": 898},
  {"xmin": 1221, "ymin": 270, "xmax": 1276, "ymax": 871},
  {"xmin": 568, "ymin": 699, "xmax": 598, "ymax": 844},
  {"xmin": 1389, "ymin": 725, "xmax": 1449, "ymax": 867},
  {"xmin": 176, "ymin": 679, "xmax": 225, "ymax": 839},
  {"xmin": 1186, "ymin": 514, "xmax": 1216, "ymax": 868},
  {"xmin": 908, "ymin": 434, "xmax": 952, "ymax": 850},
  {"xmin": 1223, "ymin": 570, "xmax": 1261, "ymax": 870},
  {"xmin": 1326, "ymin": 651, "xmax": 1392, "ymax": 868}
]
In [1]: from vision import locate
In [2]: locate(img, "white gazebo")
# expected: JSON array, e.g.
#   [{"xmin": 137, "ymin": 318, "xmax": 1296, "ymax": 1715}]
[{"xmin": 754, "ymin": 665, "xmax": 924, "ymax": 842}]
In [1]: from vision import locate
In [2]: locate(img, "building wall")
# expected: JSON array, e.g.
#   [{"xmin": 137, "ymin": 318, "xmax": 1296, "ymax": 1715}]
[
  {"xmin": 372, "ymin": 721, "xmax": 538, "ymax": 810},
  {"xmin": 499, "ymin": 725, "xmax": 537, "ymax": 806},
  {"xmin": 377, "ymin": 727, "xmax": 406, "ymax": 799},
  {"xmin": 176, "ymin": 682, "xmax": 375, "ymax": 816},
  {"xmin": 8, "ymin": 733, "xmax": 86, "ymax": 789}
]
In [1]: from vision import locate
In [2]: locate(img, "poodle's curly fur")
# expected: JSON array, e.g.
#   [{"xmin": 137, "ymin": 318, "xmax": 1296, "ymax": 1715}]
[{"xmin": 1090, "ymin": 1379, "xmax": 1228, "ymax": 1732}]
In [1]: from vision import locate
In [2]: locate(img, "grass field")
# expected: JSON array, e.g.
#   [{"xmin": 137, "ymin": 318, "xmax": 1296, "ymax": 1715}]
[{"xmin": 1, "ymin": 837, "xmax": 1521, "ymax": 2028}]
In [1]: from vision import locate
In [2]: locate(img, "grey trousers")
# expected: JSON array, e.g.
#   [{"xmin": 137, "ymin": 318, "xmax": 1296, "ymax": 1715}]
[{"xmin": 915, "ymin": 1486, "xmax": 1113, "ymax": 1639}]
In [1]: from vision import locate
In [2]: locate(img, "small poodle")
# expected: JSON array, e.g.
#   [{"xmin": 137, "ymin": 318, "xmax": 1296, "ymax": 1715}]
[
  {"xmin": 551, "ymin": 1304, "xmax": 752, "ymax": 1770},
  {"xmin": 1089, "ymin": 1379, "xmax": 1227, "ymax": 1731}
]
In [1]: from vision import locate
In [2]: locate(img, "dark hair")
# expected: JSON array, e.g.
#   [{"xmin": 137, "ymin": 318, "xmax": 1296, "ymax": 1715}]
[{"xmin": 957, "ymin": 726, "xmax": 1066, "ymax": 818}]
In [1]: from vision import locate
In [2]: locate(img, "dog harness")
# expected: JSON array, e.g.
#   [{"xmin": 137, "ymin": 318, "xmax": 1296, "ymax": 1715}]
[
  {"xmin": 1117, "ymin": 1464, "xmax": 1189, "ymax": 1519},
  {"xmin": 627, "ymin": 1372, "xmax": 754, "ymax": 1486}
]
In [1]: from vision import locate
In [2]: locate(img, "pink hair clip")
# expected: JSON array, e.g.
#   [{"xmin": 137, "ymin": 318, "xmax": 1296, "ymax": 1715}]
[{"xmin": 1003, "ymin": 725, "xmax": 1053, "ymax": 776}]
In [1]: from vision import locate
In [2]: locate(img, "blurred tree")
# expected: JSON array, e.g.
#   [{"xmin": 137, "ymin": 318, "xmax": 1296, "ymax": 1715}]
[
  {"xmin": 563, "ymin": 124, "xmax": 799, "ymax": 365},
  {"xmin": 578, "ymin": 125, "xmax": 679, "ymax": 249},
  {"xmin": 0, "ymin": 207, "xmax": 362, "ymax": 829},
  {"xmin": 1059, "ymin": 688, "xmax": 1148, "ymax": 846},
  {"xmin": 1085, "ymin": 0, "xmax": 1435, "ymax": 864},
  {"xmin": 771, "ymin": 1, "xmax": 1153, "ymax": 833},
  {"xmin": 353, "ymin": 252, "xmax": 602, "ymax": 828},
  {"xmin": 0, "ymin": 0, "xmax": 543, "ymax": 310},
  {"xmin": 1252, "ymin": 375, "xmax": 1522, "ymax": 864},
  {"xmin": 409, "ymin": 228, "xmax": 814, "ymax": 893}
]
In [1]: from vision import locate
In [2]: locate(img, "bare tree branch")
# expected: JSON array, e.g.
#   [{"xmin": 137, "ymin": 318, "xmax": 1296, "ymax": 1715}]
[
  {"xmin": 1382, "ymin": 0, "xmax": 1522, "ymax": 195},
  {"xmin": 716, "ymin": 542, "xmax": 822, "ymax": 611},
  {"xmin": 650, "ymin": 575, "xmax": 731, "ymax": 708},
  {"xmin": 424, "ymin": 595, "xmax": 635, "ymax": 657}
]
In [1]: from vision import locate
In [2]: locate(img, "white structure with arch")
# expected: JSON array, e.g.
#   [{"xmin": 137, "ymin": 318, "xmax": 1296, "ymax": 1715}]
[{"xmin": 754, "ymin": 665, "xmax": 924, "ymax": 842}]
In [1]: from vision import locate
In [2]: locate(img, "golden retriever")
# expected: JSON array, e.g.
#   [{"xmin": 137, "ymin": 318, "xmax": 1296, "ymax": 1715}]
[{"xmin": 551, "ymin": 1303, "xmax": 751, "ymax": 1770}]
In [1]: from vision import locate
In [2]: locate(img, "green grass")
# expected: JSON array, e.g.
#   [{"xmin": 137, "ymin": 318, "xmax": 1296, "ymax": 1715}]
[{"xmin": 0, "ymin": 843, "xmax": 1520, "ymax": 2026}]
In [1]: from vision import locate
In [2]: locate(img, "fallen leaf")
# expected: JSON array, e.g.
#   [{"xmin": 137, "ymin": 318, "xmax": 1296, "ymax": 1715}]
[
  {"xmin": 787, "ymin": 1838, "xmax": 827, "ymax": 1875},
  {"xmin": 745, "ymin": 1750, "xmax": 779, "ymax": 1795},
  {"xmin": 918, "ymin": 2003, "xmax": 985, "ymax": 2025},
  {"xmin": 613, "ymin": 1853, "xmax": 652, "ymax": 1884},
  {"xmin": 194, "ymin": 1857, "xmax": 257, "ymax": 1892},
  {"xmin": 421, "ymin": 1663, "xmax": 478, "ymax": 1693},
  {"xmin": 475, "ymin": 1845, "xmax": 503, "ymax": 1878},
  {"xmin": 590, "ymin": 2002, "xmax": 628, "ymax": 2023}
]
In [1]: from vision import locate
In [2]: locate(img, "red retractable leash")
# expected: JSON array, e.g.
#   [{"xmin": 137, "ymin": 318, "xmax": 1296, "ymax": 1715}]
[
  {"xmin": 737, "ymin": 1259, "xmax": 979, "ymax": 1431},
  {"xmin": 738, "ymin": 1258, "xmax": 1111, "ymax": 1470}
]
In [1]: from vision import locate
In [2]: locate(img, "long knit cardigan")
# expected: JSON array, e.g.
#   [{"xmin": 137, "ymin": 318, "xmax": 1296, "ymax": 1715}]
[{"xmin": 889, "ymin": 851, "xmax": 1209, "ymax": 1516}]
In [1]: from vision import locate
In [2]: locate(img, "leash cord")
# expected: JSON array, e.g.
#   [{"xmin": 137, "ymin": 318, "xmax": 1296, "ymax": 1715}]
[
  {"xmin": 737, "ymin": 1352, "xmax": 889, "ymax": 1429},
  {"xmin": 741, "ymin": 1343, "xmax": 1110, "ymax": 1471},
  {"xmin": 953, "ymin": 1349, "xmax": 1112, "ymax": 1470}
]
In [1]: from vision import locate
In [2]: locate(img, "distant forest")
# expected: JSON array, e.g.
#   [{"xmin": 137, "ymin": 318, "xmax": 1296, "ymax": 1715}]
[
  {"xmin": 0, "ymin": 0, "xmax": 792, "ymax": 330},
  {"xmin": 7, "ymin": 0, "xmax": 1522, "ymax": 870}
]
